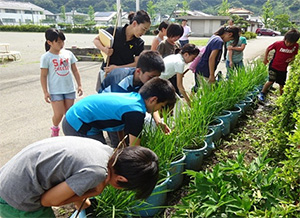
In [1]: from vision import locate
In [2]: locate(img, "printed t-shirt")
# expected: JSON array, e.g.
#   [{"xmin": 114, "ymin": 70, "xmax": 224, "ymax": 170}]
[{"xmin": 40, "ymin": 49, "xmax": 77, "ymax": 94}]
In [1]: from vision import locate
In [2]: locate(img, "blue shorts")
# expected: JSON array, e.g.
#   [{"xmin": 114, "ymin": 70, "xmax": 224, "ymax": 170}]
[{"xmin": 50, "ymin": 92, "xmax": 76, "ymax": 102}]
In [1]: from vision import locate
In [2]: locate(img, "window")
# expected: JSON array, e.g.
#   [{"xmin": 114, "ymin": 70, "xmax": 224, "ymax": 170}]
[
  {"xmin": 5, "ymin": 9, "xmax": 17, "ymax": 13},
  {"xmin": 25, "ymin": 10, "xmax": 32, "ymax": 14},
  {"xmin": 2, "ymin": 18, "xmax": 16, "ymax": 23}
]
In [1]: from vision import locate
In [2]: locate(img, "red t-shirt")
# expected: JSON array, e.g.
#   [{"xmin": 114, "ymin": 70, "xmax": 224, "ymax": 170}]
[{"xmin": 268, "ymin": 41, "xmax": 299, "ymax": 71}]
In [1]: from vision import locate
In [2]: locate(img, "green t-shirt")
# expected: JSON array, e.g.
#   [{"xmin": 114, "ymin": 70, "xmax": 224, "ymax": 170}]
[{"xmin": 226, "ymin": 36, "xmax": 247, "ymax": 63}]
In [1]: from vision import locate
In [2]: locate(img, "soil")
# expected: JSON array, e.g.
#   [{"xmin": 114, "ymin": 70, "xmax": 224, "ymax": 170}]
[{"xmin": 53, "ymin": 91, "xmax": 277, "ymax": 218}]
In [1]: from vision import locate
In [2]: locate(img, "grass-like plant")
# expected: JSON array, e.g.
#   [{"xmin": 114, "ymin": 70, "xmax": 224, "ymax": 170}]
[{"xmin": 174, "ymin": 151, "xmax": 299, "ymax": 217}]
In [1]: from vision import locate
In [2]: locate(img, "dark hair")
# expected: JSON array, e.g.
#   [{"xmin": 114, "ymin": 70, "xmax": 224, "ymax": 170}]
[
  {"xmin": 139, "ymin": 77, "xmax": 176, "ymax": 109},
  {"xmin": 110, "ymin": 146, "xmax": 159, "ymax": 199},
  {"xmin": 284, "ymin": 28, "xmax": 300, "ymax": 44},
  {"xmin": 215, "ymin": 26, "xmax": 240, "ymax": 47},
  {"xmin": 44, "ymin": 28, "xmax": 66, "ymax": 52},
  {"xmin": 166, "ymin": 23, "xmax": 184, "ymax": 38},
  {"xmin": 180, "ymin": 43, "xmax": 200, "ymax": 56},
  {"xmin": 128, "ymin": 10, "xmax": 151, "ymax": 25},
  {"xmin": 153, "ymin": 21, "xmax": 169, "ymax": 35},
  {"xmin": 137, "ymin": 50, "xmax": 165, "ymax": 73}
]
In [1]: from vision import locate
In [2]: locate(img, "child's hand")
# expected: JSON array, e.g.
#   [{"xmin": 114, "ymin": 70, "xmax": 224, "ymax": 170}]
[
  {"xmin": 104, "ymin": 65, "xmax": 117, "ymax": 74},
  {"xmin": 229, "ymin": 61, "xmax": 233, "ymax": 68},
  {"xmin": 286, "ymin": 58, "xmax": 293, "ymax": 63},
  {"xmin": 77, "ymin": 86, "xmax": 83, "ymax": 96},
  {"xmin": 263, "ymin": 58, "xmax": 269, "ymax": 65},
  {"xmin": 44, "ymin": 92, "xmax": 51, "ymax": 103},
  {"xmin": 157, "ymin": 122, "xmax": 172, "ymax": 135},
  {"xmin": 208, "ymin": 75, "xmax": 216, "ymax": 83}
]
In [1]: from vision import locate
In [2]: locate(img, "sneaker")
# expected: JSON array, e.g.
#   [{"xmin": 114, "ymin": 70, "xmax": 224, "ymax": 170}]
[
  {"xmin": 258, "ymin": 92, "xmax": 265, "ymax": 101},
  {"xmin": 51, "ymin": 126, "xmax": 60, "ymax": 137}
]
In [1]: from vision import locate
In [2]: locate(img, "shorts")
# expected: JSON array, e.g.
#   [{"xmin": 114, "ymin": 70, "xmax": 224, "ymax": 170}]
[
  {"xmin": 268, "ymin": 68, "xmax": 287, "ymax": 86},
  {"xmin": 0, "ymin": 197, "xmax": 55, "ymax": 218},
  {"xmin": 50, "ymin": 92, "xmax": 76, "ymax": 102}
]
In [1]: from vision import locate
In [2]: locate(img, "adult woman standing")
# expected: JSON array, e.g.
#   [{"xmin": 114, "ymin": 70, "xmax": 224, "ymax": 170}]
[{"xmin": 94, "ymin": 10, "xmax": 151, "ymax": 91}]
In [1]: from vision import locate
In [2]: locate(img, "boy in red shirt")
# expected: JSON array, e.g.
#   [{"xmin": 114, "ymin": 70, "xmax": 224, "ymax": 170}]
[{"xmin": 258, "ymin": 28, "xmax": 300, "ymax": 101}]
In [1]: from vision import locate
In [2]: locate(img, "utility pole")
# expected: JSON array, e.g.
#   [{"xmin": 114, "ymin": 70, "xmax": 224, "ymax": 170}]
[
  {"xmin": 136, "ymin": 0, "xmax": 140, "ymax": 11},
  {"xmin": 116, "ymin": 0, "xmax": 121, "ymax": 26}
]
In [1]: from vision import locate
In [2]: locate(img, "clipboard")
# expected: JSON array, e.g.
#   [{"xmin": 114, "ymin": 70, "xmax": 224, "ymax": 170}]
[{"xmin": 98, "ymin": 29, "xmax": 114, "ymax": 62}]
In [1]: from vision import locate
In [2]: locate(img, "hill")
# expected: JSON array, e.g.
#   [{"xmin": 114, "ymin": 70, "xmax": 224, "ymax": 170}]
[{"xmin": 16, "ymin": 0, "xmax": 300, "ymax": 20}]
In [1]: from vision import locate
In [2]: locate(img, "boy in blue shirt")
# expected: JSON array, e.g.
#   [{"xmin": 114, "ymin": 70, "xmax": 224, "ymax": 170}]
[
  {"xmin": 98, "ymin": 50, "xmax": 164, "ymax": 93},
  {"xmin": 63, "ymin": 77, "xmax": 176, "ymax": 146}
]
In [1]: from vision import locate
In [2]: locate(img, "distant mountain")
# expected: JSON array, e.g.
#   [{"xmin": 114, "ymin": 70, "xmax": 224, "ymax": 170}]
[{"xmin": 16, "ymin": 0, "xmax": 299, "ymax": 20}]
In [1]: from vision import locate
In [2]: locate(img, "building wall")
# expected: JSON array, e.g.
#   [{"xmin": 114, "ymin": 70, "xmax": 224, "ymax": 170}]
[
  {"xmin": 190, "ymin": 20, "xmax": 223, "ymax": 37},
  {"xmin": 0, "ymin": 8, "xmax": 45, "ymax": 25}
]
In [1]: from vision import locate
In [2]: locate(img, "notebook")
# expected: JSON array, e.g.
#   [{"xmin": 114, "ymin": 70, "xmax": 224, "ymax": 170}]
[{"xmin": 98, "ymin": 29, "xmax": 114, "ymax": 62}]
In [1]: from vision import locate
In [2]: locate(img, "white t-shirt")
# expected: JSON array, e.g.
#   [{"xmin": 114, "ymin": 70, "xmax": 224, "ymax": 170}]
[
  {"xmin": 179, "ymin": 25, "xmax": 191, "ymax": 41},
  {"xmin": 160, "ymin": 54, "xmax": 185, "ymax": 80},
  {"xmin": 40, "ymin": 49, "xmax": 77, "ymax": 94}
]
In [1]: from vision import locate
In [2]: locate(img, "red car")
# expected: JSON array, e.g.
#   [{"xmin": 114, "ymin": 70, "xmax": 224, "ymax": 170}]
[{"xmin": 256, "ymin": 28, "xmax": 281, "ymax": 36}]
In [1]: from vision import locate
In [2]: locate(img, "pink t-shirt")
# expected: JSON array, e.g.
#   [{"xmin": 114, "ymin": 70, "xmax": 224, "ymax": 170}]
[{"xmin": 268, "ymin": 41, "xmax": 299, "ymax": 71}]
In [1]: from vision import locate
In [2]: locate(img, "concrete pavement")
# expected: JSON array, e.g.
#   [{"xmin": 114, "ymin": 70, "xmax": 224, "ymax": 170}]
[{"xmin": 0, "ymin": 32, "xmax": 283, "ymax": 167}]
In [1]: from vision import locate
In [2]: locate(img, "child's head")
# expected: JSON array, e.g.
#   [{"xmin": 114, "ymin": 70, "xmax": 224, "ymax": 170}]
[
  {"xmin": 153, "ymin": 21, "xmax": 169, "ymax": 35},
  {"xmin": 136, "ymin": 50, "xmax": 165, "ymax": 84},
  {"xmin": 128, "ymin": 10, "xmax": 151, "ymax": 38},
  {"xmin": 44, "ymin": 28, "xmax": 66, "ymax": 52},
  {"xmin": 284, "ymin": 28, "xmax": 300, "ymax": 46},
  {"xmin": 215, "ymin": 26, "xmax": 240, "ymax": 46},
  {"xmin": 180, "ymin": 43, "xmax": 200, "ymax": 64},
  {"xmin": 109, "ymin": 145, "xmax": 159, "ymax": 199},
  {"xmin": 166, "ymin": 23, "xmax": 184, "ymax": 43},
  {"xmin": 139, "ymin": 77, "xmax": 176, "ymax": 113}
]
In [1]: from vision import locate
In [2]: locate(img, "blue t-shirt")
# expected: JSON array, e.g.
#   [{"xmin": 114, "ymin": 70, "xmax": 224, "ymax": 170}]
[
  {"xmin": 99, "ymin": 67, "xmax": 140, "ymax": 93},
  {"xmin": 65, "ymin": 92, "xmax": 146, "ymax": 137},
  {"xmin": 196, "ymin": 35, "xmax": 223, "ymax": 78}
]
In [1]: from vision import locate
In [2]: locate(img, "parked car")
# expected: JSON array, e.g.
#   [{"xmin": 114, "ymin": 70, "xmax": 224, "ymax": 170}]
[{"xmin": 256, "ymin": 28, "xmax": 281, "ymax": 36}]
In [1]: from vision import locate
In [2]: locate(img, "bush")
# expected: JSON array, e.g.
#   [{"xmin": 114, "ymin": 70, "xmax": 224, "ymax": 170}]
[{"xmin": 242, "ymin": 31, "xmax": 257, "ymax": 39}]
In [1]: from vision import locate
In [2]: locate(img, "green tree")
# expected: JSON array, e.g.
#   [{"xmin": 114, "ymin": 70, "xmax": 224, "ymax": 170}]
[
  {"xmin": 147, "ymin": 1, "xmax": 156, "ymax": 21},
  {"xmin": 262, "ymin": 0, "xmax": 274, "ymax": 28},
  {"xmin": 88, "ymin": 5, "xmax": 95, "ymax": 22},
  {"xmin": 274, "ymin": 14, "xmax": 293, "ymax": 34},
  {"xmin": 60, "ymin": 5, "xmax": 66, "ymax": 22},
  {"xmin": 217, "ymin": 0, "xmax": 230, "ymax": 16},
  {"xmin": 180, "ymin": 0, "xmax": 189, "ymax": 16}
]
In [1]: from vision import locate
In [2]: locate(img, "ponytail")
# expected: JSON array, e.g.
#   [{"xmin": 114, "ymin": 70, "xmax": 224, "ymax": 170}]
[{"xmin": 128, "ymin": 10, "xmax": 151, "ymax": 25}]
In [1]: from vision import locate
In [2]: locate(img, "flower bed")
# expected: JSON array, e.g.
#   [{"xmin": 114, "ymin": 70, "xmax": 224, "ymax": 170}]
[{"xmin": 76, "ymin": 61, "xmax": 271, "ymax": 217}]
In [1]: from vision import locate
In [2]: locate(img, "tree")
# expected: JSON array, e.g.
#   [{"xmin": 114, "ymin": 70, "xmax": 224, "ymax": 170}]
[
  {"xmin": 262, "ymin": 0, "xmax": 274, "ymax": 28},
  {"xmin": 180, "ymin": 0, "xmax": 189, "ymax": 16},
  {"xmin": 274, "ymin": 14, "xmax": 294, "ymax": 34},
  {"xmin": 217, "ymin": 0, "xmax": 230, "ymax": 16},
  {"xmin": 147, "ymin": 1, "xmax": 156, "ymax": 21},
  {"xmin": 60, "ymin": 5, "xmax": 66, "ymax": 22},
  {"xmin": 88, "ymin": 5, "xmax": 95, "ymax": 22}
]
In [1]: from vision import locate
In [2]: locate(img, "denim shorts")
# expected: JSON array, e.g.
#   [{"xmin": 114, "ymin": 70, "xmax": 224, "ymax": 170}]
[{"xmin": 50, "ymin": 92, "xmax": 76, "ymax": 101}]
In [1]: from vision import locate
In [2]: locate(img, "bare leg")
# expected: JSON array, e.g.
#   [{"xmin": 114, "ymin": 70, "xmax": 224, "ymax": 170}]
[
  {"xmin": 64, "ymin": 98, "xmax": 75, "ymax": 113},
  {"xmin": 51, "ymin": 100, "xmax": 66, "ymax": 126},
  {"xmin": 261, "ymin": 81, "xmax": 274, "ymax": 93},
  {"xmin": 279, "ymin": 85, "xmax": 284, "ymax": 95}
]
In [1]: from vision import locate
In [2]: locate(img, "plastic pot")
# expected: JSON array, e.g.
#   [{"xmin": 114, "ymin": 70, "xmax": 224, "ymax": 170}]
[
  {"xmin": 216, "ymin": 110, "xmax": 232, "ymax": 136},
  {"xmin": 204, "ymin": 128, "xmax": 215, "ymax": 156},
  {"xmin": 227, "ymin": 105, "xmax": 242, "ymax": 130},
  {"xmin": 167, "ymin": 153, "xmax": 186, "ymax": 191},
  {"xmin": 208, "ymin": 118, "xmax": 224, "ymax": 143},
  {"xmin": 183, "ymin": 140, "xmax": 208, "ymax": 171}
]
